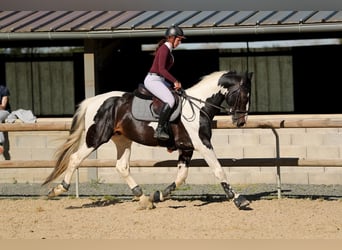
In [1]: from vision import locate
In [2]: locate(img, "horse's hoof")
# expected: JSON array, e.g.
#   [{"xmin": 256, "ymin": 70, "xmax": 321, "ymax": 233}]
[
  {"xmin": 47, "ymin": 189, "xmax": 56, "ymax": 197},
  {"xmin": 233, "ymin": 195, "xmax": 250, "ymax": 210},
  {"xmin": 132, "ymin": 196, "xmax": 140, "ymax": 202},
  {"xmin": 137, "ymin": 194, "xmax": 156, "ymax": 210},
  {"xmin": 47, "ymin": 184, "xmax": 67, "ymax": 198}
]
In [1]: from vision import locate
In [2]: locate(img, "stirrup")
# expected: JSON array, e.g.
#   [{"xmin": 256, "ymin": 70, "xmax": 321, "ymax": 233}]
[{"xmin": 154, "ymin": 132, "xmax": 170, "ymax": 140}]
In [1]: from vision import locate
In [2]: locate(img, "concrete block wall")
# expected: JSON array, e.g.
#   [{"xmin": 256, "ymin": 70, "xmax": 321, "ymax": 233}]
[{"xmin": 1, "ymin": 124, "xmax": 342, "ymax": 186}]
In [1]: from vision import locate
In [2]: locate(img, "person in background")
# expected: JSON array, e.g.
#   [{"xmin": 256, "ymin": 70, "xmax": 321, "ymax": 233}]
[
  {"xmin": 144, "ymin": 25, "xmax": 185, "ymax": 140},
  {"xmin": 0, "ymin": 84, "xmax": 11, "ymax": 155}
]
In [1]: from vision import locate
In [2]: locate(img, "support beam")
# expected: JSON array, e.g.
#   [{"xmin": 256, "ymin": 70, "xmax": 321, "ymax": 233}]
[{"xmin": 83, "ymin": 53, "xmax": 95, "ymax": 98}]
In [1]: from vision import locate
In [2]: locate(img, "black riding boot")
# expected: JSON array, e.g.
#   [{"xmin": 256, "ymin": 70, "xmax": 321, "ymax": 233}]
[{"xmin": 154, "ymin": 103, "xmax": 172, "ymax": 141}]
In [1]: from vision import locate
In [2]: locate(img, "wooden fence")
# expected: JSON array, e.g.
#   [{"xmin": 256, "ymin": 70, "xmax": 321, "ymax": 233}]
[{"xmin": 1, "ymin": 115, "xmax": 342, "ymax": 198}]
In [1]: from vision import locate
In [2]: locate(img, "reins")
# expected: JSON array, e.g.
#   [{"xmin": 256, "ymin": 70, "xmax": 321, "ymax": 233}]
[
  {"xmin": 175, "ymin": 82, "xmax": 249, "ymax": 122},
  {"xmin": 176, "ymin": 89, "xmax": 213, "ymax": 121}
]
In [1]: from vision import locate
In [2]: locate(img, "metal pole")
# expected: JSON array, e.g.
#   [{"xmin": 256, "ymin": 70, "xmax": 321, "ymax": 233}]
[
  {"xmin": 75, "ymin": 168, "xmax": 79, "ymax": 198},
  {"xmin": 271, "ymin": 128, "xmax": 281, "ymax": 199}
]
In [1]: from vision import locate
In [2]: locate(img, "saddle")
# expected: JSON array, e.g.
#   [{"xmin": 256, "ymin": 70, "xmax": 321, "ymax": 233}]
[{"xmin": 131, "ymin": 84, "xmax": 182, "ymax": 122}]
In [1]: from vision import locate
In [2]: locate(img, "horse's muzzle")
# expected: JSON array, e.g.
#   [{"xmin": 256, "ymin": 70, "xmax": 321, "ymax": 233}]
[
  {"xmin": 236, "ymin": 120, "xmax": 246, "ymax": 127},
  {"xmin": 232, "ymin": 115, "xmax": 246, "ymax": 127}
]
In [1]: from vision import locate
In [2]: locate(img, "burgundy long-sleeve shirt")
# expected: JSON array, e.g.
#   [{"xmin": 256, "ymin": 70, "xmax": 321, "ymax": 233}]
[{"xmin": 149, "ymin": 42, "xmax": 178, "ymax": 84}]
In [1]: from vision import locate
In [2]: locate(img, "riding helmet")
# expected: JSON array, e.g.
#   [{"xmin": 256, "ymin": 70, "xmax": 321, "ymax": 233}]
[{"xmin": 165, "ymin": 25, "xmax": 185, "ymax": 38}]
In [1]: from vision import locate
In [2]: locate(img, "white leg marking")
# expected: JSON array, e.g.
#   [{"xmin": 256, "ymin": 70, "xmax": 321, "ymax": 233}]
[
  {"xmin": 200, "ymin": 146, "xmax": 228, "ymax": 183},
  {"xmin": 64, "ymin": 144, "xmax": 94, "ymax": 184},
  {"xmin": 175, "ymin": 162, "xmax": 189, "ymax": 186},
  {"xmin": 113, "ymin": 137, "xmax": 138, "ymax": 190},
  {"xmin": 113, "ymin": 137, "xmax": 155, "ymax": 209}
]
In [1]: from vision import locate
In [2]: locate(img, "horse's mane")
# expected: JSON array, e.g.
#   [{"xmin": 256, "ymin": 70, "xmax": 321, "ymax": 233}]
[{"xmin": 186, "ymin": 71, "xmax": 227, "ymax": 92}]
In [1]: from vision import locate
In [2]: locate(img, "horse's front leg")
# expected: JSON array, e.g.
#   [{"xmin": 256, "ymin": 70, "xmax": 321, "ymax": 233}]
[
  {"xmin": 151, "ymin": 149, "xmax": 193, "ymax": 202},
  {"xmin": 113, "ymin": 137, "xmax": 155, "ymax": 210},
  {"xmin": 202, "ymin": 148, "xmax": 250, "ymax": 210}
]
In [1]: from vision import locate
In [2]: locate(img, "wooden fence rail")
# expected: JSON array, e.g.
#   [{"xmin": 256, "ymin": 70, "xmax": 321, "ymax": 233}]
[
  {"xmin": 0, "ymin": 121, "xmax": 72, "ymax": 131},
  {"xmin": 1, "ymin": 115, "xmax": 342, "ymax": 198},
  {"xmin": 1, "ymin": 115, "xmax": 342, "ymax": 131},
  {"xmin": 1, "ymin": 158, "xmax": 342, "ymax": 169}
]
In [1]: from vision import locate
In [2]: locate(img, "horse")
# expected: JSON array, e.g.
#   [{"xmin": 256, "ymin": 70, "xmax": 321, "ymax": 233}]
[{"xmin": 42, "ymin": 70, "xmax": 253, "ymax": 210}]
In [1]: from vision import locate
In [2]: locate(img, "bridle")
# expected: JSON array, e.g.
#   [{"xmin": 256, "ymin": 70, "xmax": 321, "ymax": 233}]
[
  {"xmin": 175, "ymin": 79, "xmax": 250, "ymax": 122},
  {"xmin": 226, "ymin": 80, "xmax": 251, "ymax": 120}
]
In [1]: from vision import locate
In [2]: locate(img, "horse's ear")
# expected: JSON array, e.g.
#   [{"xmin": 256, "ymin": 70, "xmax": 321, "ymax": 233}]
[
  {"xmin": 248, "ymin": 72, "xmax": 253, "ymax": 80},
  {"xmin": 244, "ymin": 71, "xmax": 250, "ymax": 80}
]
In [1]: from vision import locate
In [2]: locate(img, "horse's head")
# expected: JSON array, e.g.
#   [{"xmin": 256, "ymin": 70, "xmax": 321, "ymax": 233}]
[{"xmin": 218, "ymin": 71, "xmax": 252, "ymax": 127}]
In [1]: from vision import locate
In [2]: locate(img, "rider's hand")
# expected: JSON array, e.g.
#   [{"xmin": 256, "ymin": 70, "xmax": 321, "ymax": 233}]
[{"xmin": 174, "ymin": 81, "xmax": 182, "ymax": 90}]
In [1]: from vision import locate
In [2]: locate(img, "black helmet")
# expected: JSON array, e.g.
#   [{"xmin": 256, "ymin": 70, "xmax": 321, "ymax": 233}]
[{"xmin": 165, "ymin": 25, "xmax": 185, "ymax": 38}]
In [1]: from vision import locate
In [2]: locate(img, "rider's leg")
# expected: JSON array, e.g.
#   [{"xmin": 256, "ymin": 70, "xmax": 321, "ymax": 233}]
[
  {"xmin": 154, "ymin": 103, "xmax": 172, "ymax": 140},
  {"xmin": 144, "ymin": 74, "xmax": 175, "ymax": 141}
]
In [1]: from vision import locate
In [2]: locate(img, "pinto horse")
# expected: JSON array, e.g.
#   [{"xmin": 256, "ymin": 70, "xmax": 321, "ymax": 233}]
[{"xmin": 42, "ymin": 70, "xmax": 252, "ymax": 210}]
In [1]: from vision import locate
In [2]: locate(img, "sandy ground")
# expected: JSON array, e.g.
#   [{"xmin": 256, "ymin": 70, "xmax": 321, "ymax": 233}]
[{"xmin": 0, "ymin": 196, "xmax": 341, "ymax": 239}]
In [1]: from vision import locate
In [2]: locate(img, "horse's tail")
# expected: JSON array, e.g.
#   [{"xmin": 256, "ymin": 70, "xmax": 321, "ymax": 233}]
[{"xmin": 42, "ymin": 101, "xmax": 87, "ymax": 186}]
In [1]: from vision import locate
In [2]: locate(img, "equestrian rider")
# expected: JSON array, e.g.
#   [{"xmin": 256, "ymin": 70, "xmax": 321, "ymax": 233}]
[{"xmin": 144, "ymin": 25, "xmax": 185, "ymax": 140}]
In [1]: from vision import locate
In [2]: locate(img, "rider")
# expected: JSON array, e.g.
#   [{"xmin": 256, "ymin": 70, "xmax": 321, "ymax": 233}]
[{"xmin": 144, "ymin": 25, "xmax": 185, "ymax": 141}]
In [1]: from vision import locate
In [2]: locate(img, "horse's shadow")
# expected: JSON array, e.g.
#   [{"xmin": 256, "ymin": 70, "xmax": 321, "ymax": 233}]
[
  {"xmin": 182, "ymin": 188, "xmax": 287, "ymax": 209},
  {"xmin": 65, "ymin": 198, "xmax": 123, "ymax": 209},
  {"xmin": 167, "ymin": 189, "xmax": 281, "ymax": 211},
  {"xmin": 244, "ymin": 189, "xmax": 282, "ymax": 201},
  {"xmin": 64, "ymin": 189, "xmax": 288, "ymax": 210}
]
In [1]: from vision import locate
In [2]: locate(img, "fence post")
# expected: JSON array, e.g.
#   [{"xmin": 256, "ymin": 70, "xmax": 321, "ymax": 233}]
[
  {"xmin": 271, "ymin": 128, "xmax": 282, "ymax": 199},
  {"xmin": 76, "ymin": 168, "xmax": 80, "ymax": 198}
]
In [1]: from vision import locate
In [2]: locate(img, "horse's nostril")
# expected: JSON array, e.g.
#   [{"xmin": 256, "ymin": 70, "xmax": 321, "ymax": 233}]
[{"xmin": 237, "ymin": 121, "xmax": 245, "ymax": 127}]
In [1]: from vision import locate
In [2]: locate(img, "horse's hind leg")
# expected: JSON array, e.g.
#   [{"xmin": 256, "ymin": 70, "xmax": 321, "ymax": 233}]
[
  {"xmin": 48, "ymin": 144, "xmax": 94, "ymax": 197},
  {"xmin": 113, "ymin": 136, "xmax": 155, "ymax": 209},
  {"xmin": 151, "ymin": 149, "xmax": 193, "ymax": 202}
]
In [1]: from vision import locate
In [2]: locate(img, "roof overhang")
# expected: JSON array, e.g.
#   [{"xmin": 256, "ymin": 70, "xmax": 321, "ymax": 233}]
[{"xmin": 1, "ymin": 23, "xmax": 342, "ymax": 41}]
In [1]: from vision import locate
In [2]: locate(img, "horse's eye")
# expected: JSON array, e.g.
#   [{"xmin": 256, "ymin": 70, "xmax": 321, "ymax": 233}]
[{"xmin": 226, "ymin": 92, "xmax": 238, "ymax": 106}]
